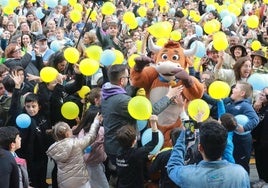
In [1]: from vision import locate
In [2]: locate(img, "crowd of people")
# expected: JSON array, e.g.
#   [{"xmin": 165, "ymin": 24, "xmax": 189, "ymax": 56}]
[{"xmin": 1, "ymin": 0, "xmax": 268, "ymax": 187}]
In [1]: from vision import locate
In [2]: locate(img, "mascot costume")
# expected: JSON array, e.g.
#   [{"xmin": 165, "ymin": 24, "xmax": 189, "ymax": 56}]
[{"xmin": 131, "ymin": 39, "xmax": 204, "ymax": 146}]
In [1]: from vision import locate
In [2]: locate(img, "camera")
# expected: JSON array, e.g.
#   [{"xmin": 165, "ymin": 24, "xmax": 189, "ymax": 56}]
[{"xmin": 183, "ymin": 120, "xmax": 197, "ymax": 144}]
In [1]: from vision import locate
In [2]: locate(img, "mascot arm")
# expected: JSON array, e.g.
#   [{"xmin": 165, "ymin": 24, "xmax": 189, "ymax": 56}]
[
  {"xmin": 130, "ymin": 66, "xmax": 159, "ymax": 91},
  {"xmin": 182, "ymin": 76, "xmax": 204, "ymax": 100}
]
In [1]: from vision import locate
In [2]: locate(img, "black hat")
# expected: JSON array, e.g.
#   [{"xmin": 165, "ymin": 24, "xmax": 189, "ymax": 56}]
[
  {"xmin": 230, "ymin": 44, "xmax": 247, "ymax": 58},
  {"xmin": 35, "ymin": 34, "xmax": 47, "ymax": 41},
  {"xmin": 251, "ymin": 50, "xmax": 267, "ymax": 65}
]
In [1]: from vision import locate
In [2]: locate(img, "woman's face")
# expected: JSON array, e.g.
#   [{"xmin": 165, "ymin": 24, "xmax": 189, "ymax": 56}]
[
  {"xmin": 234, "ymin": 47, "xmax": 243, "ymax": 58},
  {"xmin": 83, "ymin": 34, "xmax": 91, "ymax": 44},
  {"xmin": 22, "ymin": 35, "xmax": 31, "ymax": 46},
  {"xmin": 240, "ymin": 60, "xmax": 252, "ymax": 78},
  {"xmin": 57, "ymin": 60, "xmax": 67, "ymax": 72},
  {"xmin": 252, "ymin": 56, "xmax": 263, "ymax": 68},
  {"xmin": 12, "ymin": 46, "xmax": 22, "ymax": 59}
]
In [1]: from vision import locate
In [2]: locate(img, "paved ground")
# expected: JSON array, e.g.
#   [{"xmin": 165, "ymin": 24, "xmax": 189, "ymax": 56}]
[{"xmin": 46, "ymin": 159, "xmax": 261, "ymax": 188}]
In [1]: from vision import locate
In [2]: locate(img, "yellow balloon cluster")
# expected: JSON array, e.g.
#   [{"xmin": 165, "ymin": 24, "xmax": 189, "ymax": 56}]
[
  {"xmin": 208, "ymin": 81, "xmax": 231, "ymax": 99},
  {"xmin": 246, "ymin": 15, "xmax": 259, "ymax": 29},
  {"xmin": 77, "ymin": 86, "xmax": 90, "ymax": 99},
  {"xmin": 70, "ymin": 9, "xmax": 82, "ymax": 23},
  {"xmin": 40, "ymin": 67, "xmax": 59, "ymax": 83},
  {"xmin": 156, "ymin": 0, "xmax": 167, "ymax": 7},
  {"xmin": 203, "ymin": 19, "xmax": 220, "ymax": 34},
  {"xmin": 228, "ymin": 4, "xmax": 242, "ymax": 16},
  {"xmin": 61, "ymin": 102, "xmax": 79, "ymax": 120},
  {"xmin": 137, "ymin": 6, "xmax": 147, "ymax": 17},
  {"xmin": 128, "ymin": 96, "xmax": 152, "ymax": 120},
  {"xmin": 156, "ymin": 38, "xmax": 168, "ymax": 47},
  {"xmin": 213, "ymin": 31, "xmax": 229, "ymax": 51},
  {"xmin": 123, "ymin": 11, "xmax": 136, "ymax": 25},
  {"xmin": 251, "ymin": 40, "xmax": 262, "ymax": 51},
  {"xmin": 187, "ymin": 99, "xmax": 210, "ymax": 122},
  {"xmin": 147, "ymin": 21, "xmax": 172, "ymax": 38},
  {"xmin": 79, "ymin": 58, "xmax": 100, "ymax": 76},
  {"xmin": 64, "ymin": 47, "xmax": 80, "ymax": 64},
  {"xmin": 101, "ymin": 2, "xmax": 116, "ymax": 16},
  {"xmin": 85, "ymin": 45, "xmax": 103, "ymax": 61}
]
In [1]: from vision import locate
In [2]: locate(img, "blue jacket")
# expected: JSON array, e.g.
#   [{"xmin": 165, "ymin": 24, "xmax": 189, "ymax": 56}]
[
  {"xmin": 167, "ymin": 130, "xmax": 250, "ymax": 188},
  {"xmin": 203, "ymin": 94, "xmax": 259, "ymax": 132}
]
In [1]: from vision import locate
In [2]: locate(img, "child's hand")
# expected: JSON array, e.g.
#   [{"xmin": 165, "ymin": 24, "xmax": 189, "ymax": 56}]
[
  {"xmin": 11, "ymin": 71, "xmax": 24, "ymax": 89},
  {"xmin": 149, "ymin": 115, "xmax": 158, "ymax": 132},
  {"xmin": 93, "ymin": 112, "xmax": 102, "ymax": 125}
]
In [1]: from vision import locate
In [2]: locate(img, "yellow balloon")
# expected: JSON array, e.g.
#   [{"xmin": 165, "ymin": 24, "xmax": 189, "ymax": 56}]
[
  {"xmin": 213, "ymin": 38, "xmax": 229, "ymax": 51},
  {"xmin": 3, "ymin": 6, "xmax": 14, "ymax": 15},
  {"xmin": 74, "ymin": 3, "xmax": 83, "ymax": 12},
  {"xmin": 251, "ymin": 40, "xmax": 262, "ymax": 51},
  {"xmin": 208, "ymin": 81, "xmax": 231, "ymax": 99},
  {"xmin": 40, "ymin": 67, "xmax": 59, "ymax": 83},
  {"xmin": 101, "ymin": 2, "xmax": 116, "ymax": 16},
  {"xmin": 170, "ymin": 30, "xmax": 181, "ymax": 41},
  {"xmin": 136, "ymin": 40, "xmax": 142, "ymax": 53},
  {"xmin": 77, "ymin": 86, "xmax": 91, "ymax": 99},
  {"xmin": 79, "ymin": 58, "xmax": 100, "ymax": 76},
  {"xmin": 68, "ymin": 0, "xmax": 77, "ymax": 6},
  {"xmin": 213, "ymin": 31, "xmax": 227, "ymax": 41},
  {"xmin": 137, "ymin": 6, "xmax": 147, "ymax": 17},
  {"xmin": 123, "ymin": 12, "xmax": 136, "ymax": 25},
  {"xmin": 187, "ymin": 99, "xmax": 210, "ymax": 122},
  {"xmin": 33, "ymin": 83, "xmax": 39, "ymax": 94},
  {"xmin": 192, "ymin": 14, "xmax": 201, "ymax": 22},
  {"xmin": 211, "ymin": 19, "xmax": 221, "ymax": 32},
  {"xmin": 129, "ymin": 19, "xmax": 139, "ymax": 29},
  {"xmin": 64, "ymin": 47, "xmax": 80, "ymax": 64},
  {"xmin": 246, "ymin": 15, "xmax": 259, "ymax": 29},
  {"xmin": 205, "ymin": 0, "xmax": 214, "ymax": 4},
  {"xmin": 61, "ymin": 102, "xmax": 79, "ymax": 120},
  {"xmin": 140, "ymin": 0, "xmax": 146, "ymax": 5},
  {"xmin": 156, "ymin": 38, "xmax": 168, "ymax": 47},
  {"xmin": 228, "ymin": 4, "xmax": 241, "ymax": 16},
  {"xmin": 147, "ymin": 2, "xmax": 154, "ymax": 9},
  {"xmin": 85, "ymin": 45, "xmax": 103, "ymax": 61},
  {"xmin": 70, "ymin": 9, "xmax": 82, "ymax": 23},
  {"xmin": 29, "ymin": 0, "xmax": 37, "ymax": 2},
  {"xmin": 203, "ymin": 21, "xmax": 215, "ymax": 35},
  {"xmin": 147, "ymin": 21, "xmax": 172, "ymax": 38},
  {"xmin": 9, "ymin": 0, "xmax": 20, "ymax": 8},
  {"xmin": 156, "ymin": 0, "xmax": 166, "ymax": 7},
  {"xmin": 128, "ymin": 96, "xmax": 152, "ymax": 120},
  {"xmin": 264, "ymin": 0, "xmax": 268, "ymax": 4},
  {"xmin": 128, "ymin": 54, "xmax": 140, "ymax": 68},
  {"xmin": 182, "ymin": 9, "xmax": 188, "ymax": 16},
  {"xmin": 113, "ymin": 50, "xmax": 124, "ymax": 65}
]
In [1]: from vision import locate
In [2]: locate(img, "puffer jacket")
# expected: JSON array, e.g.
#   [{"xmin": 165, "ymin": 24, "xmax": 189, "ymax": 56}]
[{"xmin": 46, "ymin": 121, "xmax": 100, "ymax": 188}]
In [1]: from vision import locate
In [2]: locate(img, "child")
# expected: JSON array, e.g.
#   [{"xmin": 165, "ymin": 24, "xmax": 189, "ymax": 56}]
[
  {"xmin": 220, "ymin": 113, "xmax": 237, "ymax": 163},
  {"xmin": 46, "ymin": 113, "xmax": 101, "ymax": 188},
  {"xmin": 8, "ymin": 70, "xmax": 52, "ymax": 188},
  {"xmin": 149, "ymin": 127, "xmax": 181, "ymax": 188},
  {"xmin": 0, "ymin": 126, "xmax": 29, "ymax": 188},
  {"xmin": 116, "ymin": 115, "xmax": 159, "ymax": 188},
  {"xmin": 72, "ymin": 108, "xmax": 109, "ymax": 188}
]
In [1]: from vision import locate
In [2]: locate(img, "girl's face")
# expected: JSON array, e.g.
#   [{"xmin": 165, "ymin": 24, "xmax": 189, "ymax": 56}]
[
  {"xmin": 240, "ymin": 60, "xmax": 252, "ymax": 78},
  {"xmin": 25, "ymin": 101, "xmax": 40, "ymax": 117},
  {"xmin": 234, "ymin": 47, "xmax": 243, "ymax": 58},
  {"xmin": 57, "ymin": 60, "xmax": 67, "ymax": 72},
  {"xmin": 56, "ymin": 30, "xmax": 64, "ymax": 40}
]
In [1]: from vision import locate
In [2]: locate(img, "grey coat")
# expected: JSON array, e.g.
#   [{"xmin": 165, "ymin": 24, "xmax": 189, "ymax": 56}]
[{"xmin": 46, "ymin": 122, "xmax": 100, "ymax": 188}]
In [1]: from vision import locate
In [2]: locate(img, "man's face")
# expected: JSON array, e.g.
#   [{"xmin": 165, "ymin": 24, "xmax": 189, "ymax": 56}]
[
  {"xmin": 124, "ymin": 39, "xmax": 133, "ymax": 50},
  {"xmin": 107, "ymin": 26, "xmax": 118, "ymax": 37}
]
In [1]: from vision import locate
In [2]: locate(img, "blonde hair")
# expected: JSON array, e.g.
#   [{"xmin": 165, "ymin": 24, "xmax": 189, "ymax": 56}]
[
  {"xmin": 31, "ymin": 20, "xmax": 40, "ymax": 32},
  {"xmin": 52, "ymin": 122, "xmax": 71, "ymax": 141}
]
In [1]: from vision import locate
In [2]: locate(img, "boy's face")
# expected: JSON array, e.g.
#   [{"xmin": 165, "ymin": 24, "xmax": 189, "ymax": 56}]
[
  {"xmin": 14, "ymin": 134, "xmax": 21, "ymax": 150},
  {"xmin": 25, "ymin": 101, "xmax": 40, "ymax": 117},
  {"xmin": 231, "ymin": 84, "xmax": 244, "ymax": 101}
]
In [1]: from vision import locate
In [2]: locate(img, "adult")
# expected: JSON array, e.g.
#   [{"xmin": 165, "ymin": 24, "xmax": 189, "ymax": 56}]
[
  {"xmin": 251, "ymin": 50, "xmax": 268, "ymax": 73},
  {"xmin": 167, "ymin": 120, "xmax": 250, "ymax": 188}
]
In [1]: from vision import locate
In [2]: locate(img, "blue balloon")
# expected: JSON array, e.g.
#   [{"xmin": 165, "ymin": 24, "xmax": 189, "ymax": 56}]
[
  {"xmin": 50, "ymin": 40, "xmax": 61, "ymax": 52},
  {"xmin": 191, "ymin": 41, "xmax": 205, "ymax": 58},
  {"xmin": 206, "ymin": 5, "xmax": 216, "ymax": 13},
  {"xmin": 61, "ymin": 0, "xmax": 69, "ymax": 6},
  {"xmin": 230, "ymin": 13, "xmax": 237, "ymax": 24},
  {"xmin": 16, "ymin": 114, "xmax": 31, "ymax": 128},
  {"xmin": 195, "ymin": 25, "xmax": 203, "ymax": 37},
  {"xmin": 235, "ymin": 115, "xmax": 249, "ymax": 127},
  {"xmin": 137, "ymin": 120, "xmax": 147, "ymax": 131},
  {"xmin": 221, "ymin": 15, "xmax": 233, "ymax": 28},
  {"xmin": 247, "ymin": 73, "xmax": 267, "ymax": 91},
  {"xmin": 219, "ymin": 10, "xmax": 229, "ymax": 19},
  {"xmin": 0, "ymin": 0, "xmax": 8, "ymax": 6},
  {"xmin": 100, "ymin": 50, "xmax": 116, "ymax": 67},
  {"xmin": 36, "ymin": 7, "xmax": 45, "ymax": 19},
  {"xmin": 45, "ymin": 0, "xmax": 58, "ymax": 8},
  {"xmin": 141, "ymin": 128, "xmax": 164, "ymax": 155}
]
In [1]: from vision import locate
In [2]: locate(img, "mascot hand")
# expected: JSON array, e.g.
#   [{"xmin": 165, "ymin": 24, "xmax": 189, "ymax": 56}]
[
  {"xmin": 174, "ymin": 69, "xmax": 193, "ymax": 88},
  {"xmin": 134, "ymin": 55, "xmax": 155, "ymax": 72}
]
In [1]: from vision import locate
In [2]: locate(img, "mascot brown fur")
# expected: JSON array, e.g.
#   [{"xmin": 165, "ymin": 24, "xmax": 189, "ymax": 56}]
[{"xmin": 131, "ymin": 40, "xmax": 204, "ymax": 146}]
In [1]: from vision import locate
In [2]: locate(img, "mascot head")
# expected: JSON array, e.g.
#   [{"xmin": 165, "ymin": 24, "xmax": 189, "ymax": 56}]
[{"xmin": 149, "ymin": 39, "xmax": 197, "ymax": 81}]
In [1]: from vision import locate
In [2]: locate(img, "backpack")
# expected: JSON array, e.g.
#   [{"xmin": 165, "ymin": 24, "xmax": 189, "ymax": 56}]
[{"xmin": 0, "ymin": 96, "xmax": 12, "ymax": 127}]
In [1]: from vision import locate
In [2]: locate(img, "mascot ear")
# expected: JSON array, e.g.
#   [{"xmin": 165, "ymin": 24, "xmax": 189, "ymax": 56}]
[
  {"xmin": 184, "ymin": 42, "xmax": 198, "ymax": 56},
  {"xmin": 148, "ymin": 37, "xmax": 161, "ymax": 54}
]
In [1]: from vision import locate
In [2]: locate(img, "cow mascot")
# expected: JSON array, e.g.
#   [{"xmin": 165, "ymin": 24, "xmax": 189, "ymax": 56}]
[{"xmin": 130, "ymin": 39, "xmax": 204, "ymax": 146}]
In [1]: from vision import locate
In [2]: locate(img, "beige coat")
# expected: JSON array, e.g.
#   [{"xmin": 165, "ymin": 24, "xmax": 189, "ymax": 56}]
[{"xmin": 46, "ymin": 122, "xmax": 99, "ymax": 188}]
